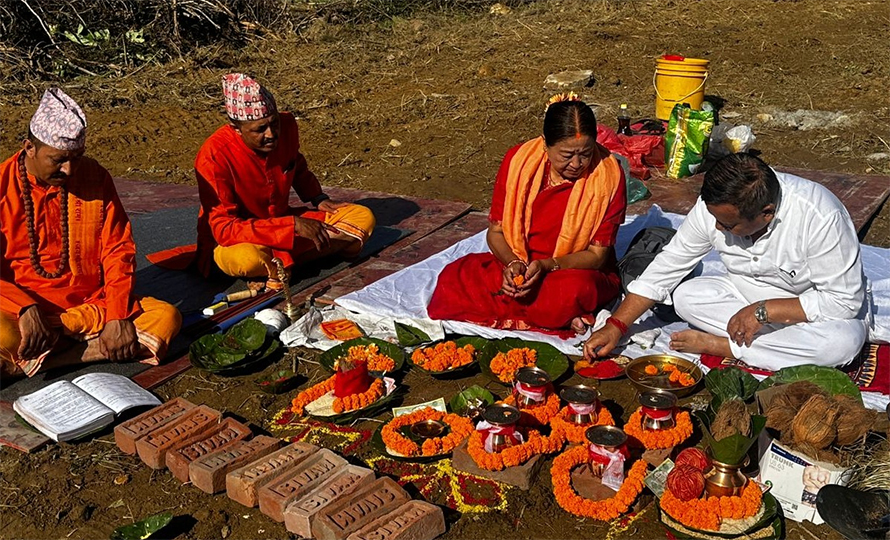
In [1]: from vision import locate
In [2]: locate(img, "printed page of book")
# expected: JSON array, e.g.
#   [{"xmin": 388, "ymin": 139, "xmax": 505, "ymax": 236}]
[
  {"xmin": 72, "ymin": 373, "xmax": 160, "ymax": 416},
  {"xmin": 12, "ymin": 381, "xmax": 114, "ymax": 442}
]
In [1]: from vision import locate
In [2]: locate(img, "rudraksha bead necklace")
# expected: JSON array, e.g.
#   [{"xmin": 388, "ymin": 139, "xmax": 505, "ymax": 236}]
[{"xmin": 19, "ymin": 152, "xmax": 69, "ymax": 279}]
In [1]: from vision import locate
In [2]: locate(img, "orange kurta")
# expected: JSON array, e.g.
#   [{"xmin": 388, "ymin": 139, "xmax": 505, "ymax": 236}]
[{"xmin": 194, "ymin": 112, "xmax": 325, "ymax": 274}]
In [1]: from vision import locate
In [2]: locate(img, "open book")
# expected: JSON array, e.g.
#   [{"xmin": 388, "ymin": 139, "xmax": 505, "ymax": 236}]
[{"xmin": 13, "ymin": 373, "xmax": 161, "ymax": 442}]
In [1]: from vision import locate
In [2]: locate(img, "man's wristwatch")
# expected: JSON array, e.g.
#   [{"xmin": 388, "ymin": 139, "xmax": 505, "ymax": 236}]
[{"xmin": 754, "ymin": 300, "xmax": 769, "ymax": 324}]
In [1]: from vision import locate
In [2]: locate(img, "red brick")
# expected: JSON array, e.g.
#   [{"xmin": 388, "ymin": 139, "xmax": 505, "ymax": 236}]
[
  {"xmin": 258, "ymin": 448, "xmax": 347, "ymax": 522},
  {"xmin": 347, "ymin": 500, "xmax": 446, "ymax": 540},
  {"xmin": 189, "ymin": 436, "xmax": 283, "ymax": 494},
  {"xmin": 451, "ymin": 440, "xmax": 543, "ymax": 490},
  {"xmin": 114, "ymin": 397, "xmax": 195, "ymax": 454},
  {"xmin": 135, "ymin": 405, "xmax": 221, "ymax": 469},
  {"xmin": 312, "ymin": 477, "xmax": 411, "ymax": 540},
  {"xmin": 226, "ymin": 441, "xmax": 319, "ymax": 507},
  {"xmin": 165, "ymin": 418, "xmax": 251, "ymax": 483},
  {"xmin": 284, "ymin": 465, "xmax": 375, "ymax": 537}
]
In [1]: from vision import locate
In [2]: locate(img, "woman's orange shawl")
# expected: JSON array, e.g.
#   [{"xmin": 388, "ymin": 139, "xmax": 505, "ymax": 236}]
[{"xmin": 501, "ymin": 137, "xmax": 621, "ymax": 261}]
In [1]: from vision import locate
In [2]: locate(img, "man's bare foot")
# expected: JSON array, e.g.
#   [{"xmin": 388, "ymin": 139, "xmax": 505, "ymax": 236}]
[
  {"xmin": 570, "ymin": 314, "xmax": 596, "ymax": 335},
  {"xmin": 669, "ymin": 329, "xmax": 734, "ymax": 358}
]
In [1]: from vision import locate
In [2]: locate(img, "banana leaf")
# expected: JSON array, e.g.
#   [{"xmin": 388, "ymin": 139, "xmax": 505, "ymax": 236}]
[
  {"xmin": 318, "ymin": 337, "xmax": 405, "ymax": 373},
  {"xmin": 696, "ymin": 409, "xmax": 766, "ymax": 465},
  {"xmin": 449, "ymin": 385, "xmax": 496, "ymax": 416},
  {"xmin": 480, "ymin": 338, "xmax": 568, "ymax": 385},
  {"xmin": 705, "ymin": 366, "xmax": 760, "ymax": 403},
  {"xmin": 394, "ymin": 322, "xmax": 431, "ymax": 347},
  {"xmin": 408, "ymin": 336, "xmax": 492, "ymax": 377},
  {"xmin": 110, "ymin": 512, "xmax": 173, "ymax": 540},
  {"xmin": 759, "ymin": 364, "xmax": 861, "ymax": 403}
]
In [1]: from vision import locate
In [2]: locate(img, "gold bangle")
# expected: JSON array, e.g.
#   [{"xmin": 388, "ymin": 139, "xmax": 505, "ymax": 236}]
[{"xmin": 506, "ymin": 259, "xmax": 528, "ymax": 271}]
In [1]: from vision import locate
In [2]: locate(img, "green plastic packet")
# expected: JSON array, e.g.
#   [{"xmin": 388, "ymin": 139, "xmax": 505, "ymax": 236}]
[{"xmin": 664, "ymin": 103, "xmax": 715, "ymax": 179}]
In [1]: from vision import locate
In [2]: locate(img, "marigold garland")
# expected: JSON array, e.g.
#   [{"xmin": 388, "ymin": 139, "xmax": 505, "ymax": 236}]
[
  {"xmin": 381, "ymin": 407, "xmax": 474, "ymax": 457},
  {"xmin": 490, "ymin": 347, "xmax": 537, "ymax": 383},
  {"xmin": 467, "ymin": 427, "xmax": 565, "ymax": 471},
  {"xmin": 549, "ymin": 406, "xmax": 616, "ymax": 444},
  {"xmin": 291, "ymin": 376, "xmax": 386, "ymax": 415},
  {"xmin": 623, "ymin": 407, "xmax": 693, "ymax": 450},
  {"xmin": 502, "ymin": 393, "xmax": 561, "ymax": 426},
  {"xmin": 291, "ymin": 376, "xmax": 336, "ymax": 416},
  {"xmin": 660, "ymin": 478, "xmax": 763, "ymax": 531},
  {"xmin": 411, "ymin": 341, "xmax": 476, "ymax": 372},
  {"xmin": 550, "ymin": 445, "xmax": 648, "ymax": 520}
]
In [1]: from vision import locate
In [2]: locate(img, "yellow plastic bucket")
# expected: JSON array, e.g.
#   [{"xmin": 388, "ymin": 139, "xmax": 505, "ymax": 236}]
[{"xmin": 654, "ymin": 55, "xmax": 709, "ymax": 120}]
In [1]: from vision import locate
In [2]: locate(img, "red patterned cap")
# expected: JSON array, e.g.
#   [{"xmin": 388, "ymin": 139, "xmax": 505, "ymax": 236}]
[
  {"xmin": 222, "ymin": 73, "xmax": 277, "ymax": 121},
  {"xmin": 29, "ymin": 88, "xmax": 87, "ymax": 150}
]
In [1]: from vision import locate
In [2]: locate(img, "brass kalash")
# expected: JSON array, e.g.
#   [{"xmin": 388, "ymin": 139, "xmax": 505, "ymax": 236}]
[
  {"xmin": 481, "ymin": 403, "xmax": 522, "ymax": 453},
  {"xmin": 512, "ymin": 366, "xmax": 551, "ymax": 408},
  {"xmin": 560, "ymin": 385, "xmax": 599, "ymax": 425}
]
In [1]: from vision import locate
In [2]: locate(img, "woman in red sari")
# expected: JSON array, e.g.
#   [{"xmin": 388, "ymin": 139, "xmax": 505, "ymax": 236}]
[{"xmin": 427, "ymin": 94, "xmax": 626, "ymax": 332}]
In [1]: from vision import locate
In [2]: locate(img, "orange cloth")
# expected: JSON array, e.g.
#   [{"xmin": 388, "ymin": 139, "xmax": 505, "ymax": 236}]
[
  {"xmin": 0, "ymin": 297, "xmax": 182, "ymax": 377},
  {"xmin": 194, "ymin": 112, "xmax": 325, "ymax": 275},
  {"xmin": 501, "ymin": 137, "xmax": 622, "ymax": 262}
]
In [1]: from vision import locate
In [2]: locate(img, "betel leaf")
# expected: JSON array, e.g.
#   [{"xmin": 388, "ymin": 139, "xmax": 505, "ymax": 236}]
[
  {"xmin": 110, "ymin": 512, "xmax": 173, "ymax": 540},
  {"xmin": 759, "ymin": 364, "xmax": 862, "ymax": 402},
  {"xmin": 696, "ymin": 410, "xmax": 766, "ymax": 465},
  {"xmin": 449, "ymin": 385, "xmax": 496, "ymax": 416},
  {"xmin": 394, "ymin": 322, "xmax": 431, "ymax": 347},
  {"xmin": 704, "ymin": 366, "xmax": 759, "ymax": 403},
  {"xmin": 227, "ymin": 317, "xmax": 267, "ymax": 352}
]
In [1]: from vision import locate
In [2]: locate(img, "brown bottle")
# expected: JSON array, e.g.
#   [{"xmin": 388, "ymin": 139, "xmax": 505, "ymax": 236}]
[{"xmin": 617, "ymin": 103, "xmax": 633, "ymax": 136}]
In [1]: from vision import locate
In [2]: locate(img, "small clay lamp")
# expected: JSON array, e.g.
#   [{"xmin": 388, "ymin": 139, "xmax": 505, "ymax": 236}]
[
  {"xmin": 482, "ymin": 403, "xmax": 522, "ymax": 453},
  {"xmin": 410, "ymin": 419, "xmax": 446, "ymax": 439},
  {"xmin": 585, "ymin": 425, "xmax": 627, "ymax": 479},
  {"xmin": 639, "ymin": 389, "xmax": 678, "ymax": 431},
  {"xmin": 513, "ymin": 366, "xmax": 551, "ymax": 408},
  {"xmin": 559, "ymin": 385, "xmax": 600, "ymax": 425}
]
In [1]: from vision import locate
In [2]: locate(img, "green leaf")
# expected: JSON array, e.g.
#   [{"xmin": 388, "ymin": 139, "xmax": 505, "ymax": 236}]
[
  {"xmin": 760, "ymin": 365, "xmax": 862, "ymax": 403},
  {"xmin": 110, "ymin": 512, "xmax": 173, "ymax": 540},
  {"xmin": 696, "ymin": 411, "xmax": 766, "ymax": 465},
  {"xmin": 705, "ymin": 366, "xmax": 759, "ymax": 403},
  {"xmin": 228, "ymin": 318, "xmax": 267, "ymax": 352},
  {"xmin": 394, "ymin": 322, "xmax": 431, "ymax": 347},
  {"xmin": 449, "ymin": 385, "xmax": 496, "ymax": 416},
  {"xmin": 480, "ymin": 338, "xmax": 569, "ymax": 385},
  {"xmin": 318, "ymin": 338, "xmax": 405, "ymax": 373}
]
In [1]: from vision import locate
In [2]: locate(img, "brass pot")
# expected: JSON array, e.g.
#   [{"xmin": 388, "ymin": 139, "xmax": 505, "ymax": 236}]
[
  {"xmin": 513, "ymin": 366, "xmax": 551, "ymax": 409},
  {"xmin": 482, "ymin": 404, "xmax": 521, "ymax": 453},
  {"xmin": 639, "ymin": 389, "xmax": 678, "ymax": 431},
  {"xmin": 704, "ymin": 456, "xmax": 750, "ymax": 498}
]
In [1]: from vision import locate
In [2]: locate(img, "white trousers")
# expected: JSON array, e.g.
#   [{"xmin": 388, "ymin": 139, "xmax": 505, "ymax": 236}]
[{"xmin": 672, "ymin": 275, "xmax": 867, "ymax": 371}]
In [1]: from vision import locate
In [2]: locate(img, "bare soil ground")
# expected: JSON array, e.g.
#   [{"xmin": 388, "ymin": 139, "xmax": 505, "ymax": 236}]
[{"xmin": 1, "ymin": 1, "xmax": 888, "ymax": 539}]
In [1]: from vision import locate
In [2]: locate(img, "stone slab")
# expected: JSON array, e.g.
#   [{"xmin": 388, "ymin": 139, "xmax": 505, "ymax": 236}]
[
  {"xmin": 451, "ymin": 440, "xmax": 543, "ymax": 490},
  {"xmin": 642, "ymin": 447, "xmax": 674, "ymax": 468},
  {"xmin": 284, "ymin": 465, "xmax": 375, "ymax": 537},
  {"xmin": 313, "ymin": 477, "xmax": 411, "ymax": 540},
  {"xmin": 226, "ymin": 441, "xmax": 319, "ymax": 507},
  {"xmin": 571, "ymin": 463, "xmax": 652, "ymax": 513},
  {"xmin": 114, "ymin": 397, "xmax": 196, "ymax": 455},
  {"xmin": 165, "ymin": 418, "xmax": 251, "ymax": 483},
  {"xmin": 190, "ymin": 435, "xmax": 283, "ymax": 494},
  {"xmin": 134, "ymin": 405, "xmax": 220, "ymax": 469},
  {"xmin": 346, "ymin": 500, "xmax": 446, "ymax": 540},
  {"xmin": 258, "ymin": 448, "xmax": 347, "ymax": 523}
]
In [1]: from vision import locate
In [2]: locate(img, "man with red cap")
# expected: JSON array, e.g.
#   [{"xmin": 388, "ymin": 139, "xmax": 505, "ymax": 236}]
[
  {"xmin": 0, "ymin": 89, "xmax": 182, "ymax": 380},
  {"xmin": 190, "ymin": 73, "xmax": 375, "ymax": 286}
]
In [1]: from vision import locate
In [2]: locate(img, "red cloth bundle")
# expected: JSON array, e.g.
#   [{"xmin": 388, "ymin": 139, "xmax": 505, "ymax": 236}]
[{"xmin": 334, "ymin": 361, "xmax": 371, "ymax": 397}]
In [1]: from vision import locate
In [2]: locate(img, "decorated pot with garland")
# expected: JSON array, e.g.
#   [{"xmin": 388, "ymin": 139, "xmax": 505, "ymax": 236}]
[{"xmin": 624, "ymin": 390, "xmax": 693, "ymax": 450}]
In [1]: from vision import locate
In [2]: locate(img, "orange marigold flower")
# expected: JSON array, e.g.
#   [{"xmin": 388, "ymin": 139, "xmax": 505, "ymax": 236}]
[
  {"xmin": 332, "ymin": 378, "xmax": 385, "ymax": 413},
  {"xmin": 291, "ymin": 376, "xmax": 336, "ymax": 416},
  {"xmin": 380, "ymin": 407, "xmax": 474, "ymax": 457},
  {"xmin": 644, "ymin": 364, "xmax": 659, "ymax": 376},
  {"xmin": 550, "ymin": 446, "xmax": 649, "ymax": 520},
  {"xmin": 513, "ymin": 274, "xmax": 525, "ymax": 286},
  {"xmin": 411, "ymin": 341, "xmax": 476, "ymax": 372},
  {"xmin": 660, "ymin": 478, "xmax": 762, "ymax": 531},
  {"xmin": 503, "ymin": 393, "xmax": 561, "ymax": 426},
  {"xmin": 490, "ymin": 347, "xmax": 537, "ymax": 383},
  {"xmin": 623, "ymin": 408, "xmax": 693, "ymax": 449},
  {"xmin": 467, "ymin": 427, "xmax": 564, "ymax": 471},
  {"xmin": 549, "ymin": 406, "xmax": 616, "ymax": 444}
]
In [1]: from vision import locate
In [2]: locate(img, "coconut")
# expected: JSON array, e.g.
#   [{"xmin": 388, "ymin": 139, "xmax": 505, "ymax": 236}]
[
  {"xmin": 784, "ymin": 381, "xmax": 827, "ymax": 407},
  {"xmin": 765, "ymin": 391, "xmax": 797, "ymax": 437},
  {"xmin": 711, "ymin": 399, "xmax": 751, "ymax": 440},
  {"xmin": 792, "ymin": 441, "xmax": 842, "ymax": 465},
  {"xmin": 833, "ymin": 394, "xmax": 876, "ymax": 446},
  {"xmin": 791, "ymin": 394, "xmax": 839, "ymax": 449}
]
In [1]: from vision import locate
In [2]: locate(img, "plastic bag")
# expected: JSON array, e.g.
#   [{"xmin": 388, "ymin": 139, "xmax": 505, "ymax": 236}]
[
  {"xmin": 709, "ymin": 123, "xmax": 756, "ymax": 159},
  {"xmin": 665, "ymin": 104, "xmax": 715, "ymax": 179},
  {"xmin": 614, "ymin": 154, "xmax": 650, "ymax": 204}
]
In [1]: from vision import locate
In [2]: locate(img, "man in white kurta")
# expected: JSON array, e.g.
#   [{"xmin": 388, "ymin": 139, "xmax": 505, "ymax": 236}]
[{"xmin": 584, "ymin": 153, "xmax": 867, "ymax": 371}]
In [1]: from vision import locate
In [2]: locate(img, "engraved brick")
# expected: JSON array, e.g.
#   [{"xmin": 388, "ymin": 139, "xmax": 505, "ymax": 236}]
[
  {"xmin": 114, "ymin": 397, "xmax": 196, "ymax": 454},
  {"xmin": 283, "ymin": 465, "xmax": 375, "ymax": 537},
  {"xmin": 135, "ymin": 405, "xmax": 221, "ymax": 469},
  {"xmin": 190, "ymin": 436, "xmax": 283, "ymax": 494},
  {"xmin": 258, "ymin": 448, "xmax": 347, "ymax": 522},
  {"xmin": 347, "ymin": 500, "xmax": 445, "ymax": 540},
  {"xmin": 226, "ymin": 441, "xmax": 319, "ymax": 507},
  {"xmin": 312, "ymin": 477, "xmax": 411, "ymax": 540},
  {"xmin": 166, "ymin": 418, "xmax": 252, "ymax": 483}
]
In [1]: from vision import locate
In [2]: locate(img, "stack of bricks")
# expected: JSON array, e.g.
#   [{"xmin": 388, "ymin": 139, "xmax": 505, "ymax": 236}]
[{"xmin": 114, "ymin": 398, "xmax": 447, "ymax": 540}]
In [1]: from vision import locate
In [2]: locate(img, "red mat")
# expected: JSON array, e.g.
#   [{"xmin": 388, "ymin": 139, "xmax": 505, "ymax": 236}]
[{"xmin": 700, "ymin": 343, "xmax": 890, "ymax": 395}]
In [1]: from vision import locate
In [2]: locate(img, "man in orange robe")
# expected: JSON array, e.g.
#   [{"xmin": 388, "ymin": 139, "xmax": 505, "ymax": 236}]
[
  {"xmin": 0, "ymin": 88, "xmax": 182, "ymax": 380},
  {"xmin": 191, "ymin": 73, "xmax": 375, "ymax": 285}
]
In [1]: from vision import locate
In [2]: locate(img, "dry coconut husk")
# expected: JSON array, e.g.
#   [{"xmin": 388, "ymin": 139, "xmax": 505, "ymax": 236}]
[
  {"xmin": 765, "ymin": 381, "xmax": 829, "ymax": 440},
  {"xmin": 712, "ymin": 399, "xmax": 752, "ymax": 440},
  {"xmin": 784, "ymin": 381, "xmax": 827, "ymax": 407},
  {"xmin": 834, "ymin": 394, "xmax": 877, "ymax": 446},
  {"xmin": 791, "ymin": 441, "xmax": 843, "ymax": 465},
  {"xmin": 791, "ymin": 394, "xmax": 840, "ymax": 449}
]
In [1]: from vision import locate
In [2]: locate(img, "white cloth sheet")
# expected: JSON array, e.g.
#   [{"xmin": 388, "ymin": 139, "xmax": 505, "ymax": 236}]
[{"xmin": 309, "ymin": 205, "xmax": 890, "ymax": 411}]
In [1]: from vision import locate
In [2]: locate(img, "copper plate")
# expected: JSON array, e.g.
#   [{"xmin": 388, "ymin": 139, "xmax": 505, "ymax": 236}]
[{"xmin": 410, "ymin": 419, "xmax": 446, "ymax": 439}]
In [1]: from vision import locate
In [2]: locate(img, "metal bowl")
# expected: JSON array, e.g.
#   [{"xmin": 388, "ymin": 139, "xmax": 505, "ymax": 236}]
[
  {"xmin": 625, "ymin": 354, "xmax": 703, "ymax": 398},
  {"xmin": 410, "ymin": 419, "xmax": 446, "ymax": 439}
]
